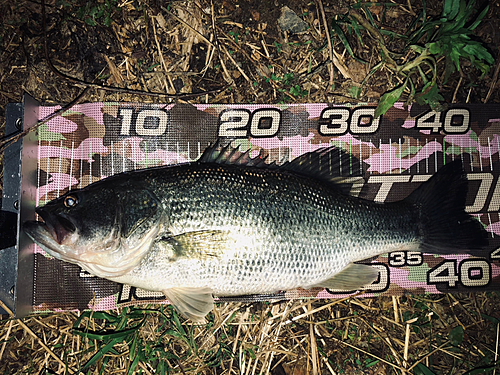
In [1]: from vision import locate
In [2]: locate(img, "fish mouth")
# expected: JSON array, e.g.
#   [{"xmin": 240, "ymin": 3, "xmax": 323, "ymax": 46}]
[
  {"xmin": 23, "ymin": 220, "xmax": 64, "ymax": 258},
  {"xmin": 35, "ymin": 207, "xmax": 76, "ymax": 245},
  {"xmin": 24, "ymin": 207, "xmax": 78, "ymax": 254}
]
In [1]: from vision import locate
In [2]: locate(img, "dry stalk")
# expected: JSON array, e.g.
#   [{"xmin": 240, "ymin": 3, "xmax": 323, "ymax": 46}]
[
  {"xmin": 392, "ymin": 295, "xmax": 400, "ymax": 324},
  {"xmin": 0, "ymin": 299, "xmax": 77, "ymax": 374},
  {"xmin": 330, "ymin": 334, "xmax": 407, "ymax": 373},
  {"xmin": 282, "ymin": 295, "xmax": 362, "ymax": 324},
  {"xmin": 309, "ymin": 320, "xmax": 319, "ymax": 375},
  {"xmin": 403, "ymin": 317, "xmax": 418, "ymax": 368},
  {"xmin": 221, "ymin": 44, "xmax": 252, "ymax": 85},
  {"xmin": 359, "ymin": 316, "xmax": 405, "ymax": 365},
  {"xmin": 0, "ymin": 319, "xmax": 14, "ymax": 361},
  {"xmin": 494, "ymin": 323, "xmax": 499, "ymax": 375},
  {"xmin": 407, "ymin": 342, "xmax": 452, "ymax": 372},
  {"xmin": 315, "ymin": 0, "xmax": 353, "ymax": 85},
  {"xmin": 152, "ymin": 16, "xmax": 171, "ymax": 93},
  {"xmin": 485, "ymin": 58, "xmax": 500, "ymax": 103},
  {"xmin": 349, "ymin": 10, "xmax": 397, "ymax": 70}
]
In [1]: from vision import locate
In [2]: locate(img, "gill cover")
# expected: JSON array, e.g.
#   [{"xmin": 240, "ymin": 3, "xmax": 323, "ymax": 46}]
[
  {"xmin": 121, "ymin": 189, "xmax": 161, "ymax": 239},
  {"xmin": 79, "ymin": 188, "xmax": 163, "ymax": 278}
]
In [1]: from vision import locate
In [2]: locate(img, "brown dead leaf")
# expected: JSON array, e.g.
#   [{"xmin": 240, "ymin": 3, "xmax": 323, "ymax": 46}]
[
  {"xmin": 156, "ymin": 13, "xmax": 167, "ymax": 30},
  {"xmin": 366, "ymin": 90, "xmax": 381, "ymax": 99},
  {"xmin": 369, "ymin": 5, "xmax": 384, "ymax": 16},
  {"xmin": 222, "ymin": 1, "xmax": 235, "ymax": 12},
  {"xmin": 385, "ymin": 8, "xmax": 407, "ymax": 19},
  {"xmin": 250, "ymin": 9, "xmax": 260, "ymax": 22},
  {"xmin": 346, "ymin": 59, "xmax": 367, "ymax": 83},
  {"xmin": 282, "ymin": 361, "xmax": 308, "ymax": 375}
]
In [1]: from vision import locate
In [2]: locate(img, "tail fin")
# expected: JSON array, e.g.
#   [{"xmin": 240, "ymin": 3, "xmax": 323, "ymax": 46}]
[{"xmin": 405, "ymin": 161, "xmax": 488, "ymax": 254}]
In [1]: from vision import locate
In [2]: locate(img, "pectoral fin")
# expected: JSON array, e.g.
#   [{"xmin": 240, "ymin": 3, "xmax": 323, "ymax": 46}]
[
  {"xmin": 313, "ymin": 263, "xmax": 379, "ymax": 291},
  {"xmin": 163, "ymin": 287, "xmax": 214, "ymax": 321},
  {"xmin": 165, "ymin": 230, "xmax": 230, "ymax": 260}
]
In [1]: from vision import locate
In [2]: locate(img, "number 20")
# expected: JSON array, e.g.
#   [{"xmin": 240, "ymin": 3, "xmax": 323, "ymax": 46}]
[{"xmin": 218, "ymin": 109, "xmax": 281, "ymax": 138}]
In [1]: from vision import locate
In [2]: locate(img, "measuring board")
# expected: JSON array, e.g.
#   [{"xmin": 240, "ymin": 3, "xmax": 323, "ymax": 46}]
[{"xmin": 2, "ymin": 95, "xmax": 500, "ymax": 316}]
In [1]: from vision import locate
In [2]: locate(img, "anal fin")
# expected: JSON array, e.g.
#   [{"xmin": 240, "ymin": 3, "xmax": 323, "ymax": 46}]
[
  {"xmin": 163, "ymin": 287, "xmax": 214, "ymax": 321},
  {"xmin": 312, "ymin": 263, "xmax": 379, "ymax": 291}
]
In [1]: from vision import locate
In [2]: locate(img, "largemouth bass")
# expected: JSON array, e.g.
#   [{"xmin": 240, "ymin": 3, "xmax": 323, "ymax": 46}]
[{"xmin": 24, "ymin": 142, "xmax": 488, "ymax": 320}]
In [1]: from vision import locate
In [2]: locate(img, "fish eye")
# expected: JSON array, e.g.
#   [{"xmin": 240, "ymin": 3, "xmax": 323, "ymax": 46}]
[{"xmin": 64, "ymin": 195, "xmax": 78, "ymax": 208}]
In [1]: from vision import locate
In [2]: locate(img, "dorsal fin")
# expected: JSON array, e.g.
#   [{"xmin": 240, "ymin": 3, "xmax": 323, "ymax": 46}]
[
  {"xmin": 199, "ymin": 139, "xmax": 275, "ymax": 169},
  {"xmin": 278, "ymin": 146, "xmax": 366, "ymax": 196},
  {"xmin": 199, "ymin": 140, "xmax": 366, "ymax": 196}
]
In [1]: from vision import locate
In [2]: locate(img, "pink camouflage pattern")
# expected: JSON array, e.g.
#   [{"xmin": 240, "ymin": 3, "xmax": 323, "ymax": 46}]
[{"xmin": 24, "ymin": 102, "xmax": 500, "ymax": 312}]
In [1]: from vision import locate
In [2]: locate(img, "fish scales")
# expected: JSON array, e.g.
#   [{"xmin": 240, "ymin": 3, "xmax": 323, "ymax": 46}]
[
  {"xmin": 111, "ymin": 162, "xmax": 419, "ymax": 296},
  {"xmin": 24, "ymin": 143, "xmax": 488, "ymax": 320}
]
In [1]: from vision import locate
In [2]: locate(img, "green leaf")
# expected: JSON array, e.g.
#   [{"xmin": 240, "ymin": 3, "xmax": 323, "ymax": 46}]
[
  {"xmin": 480, "ymin": 313, "xmax": 500, "ymax": 324},
  {"xmin": 98, "ymin": 356, "xmax": 111, "ymax": 375},
  {"xmin": 331, "ymin": 19, "xmax": 356, "ymax": 58},
  {"xmin": 414, "ymin": 363, "xmax": 438, "ymax": 375},
  {"xmin": 449, "ymin": 48, "xmax": 462, "ymax": 71},
  {"xmin": 455, "ymin": 0, "xmax": 470, "ymax": 24},
  {"xmin": 362, "ymin": 5, "xmax": 376, "ymax": 26},
  {"xmin": 415, "ymin": 83, "xmax": 444, "ymax": 108},
  {"xmin": 374, "ymin": 78, "xmax": 408, "ymax": 118},
  {"xmin": 73, "ymin": 323, "xmax": 143, "ymax": 341},
  {"xmin": 464, "ymin": 363, "xmax": 500, "ymax": 374},
  {"xmin": 449, "ymin": 325, "xmax": 464, "ymax": 346},
  {"xmin": 349, "ymin": 17, "xmax": 363, "ymax": 44},
  {"xmin": 73, "ymin": 310, "xmax": 96, "ymax": 328},
  {"xmin": 104, "ymin": 15, "xmax": 112, "ymax": 27},
  {"xmin": 427, "ymin": 42, "xmax": 443, "ymax": 55},
  {"xmin": 164, "ymin": 329, "xmax": 185, "ymax": 339},
  {"xmin": 443, "ymin": 0, "xmax": 460, "ymax": 20},
  {"xmin": 85, "ymin": 17, "xmax": 97, "ymax": 26},
  {"xmin": 410, "ymin": 44, "xmax": 426, "ymax": 54},
  {"xmin": 157, "ymin": 361, "xmax": 166, "ymax": 375},
  {"xmin": 247, "ymin": 348, "xmax": 256, "ymax": 359},
  {"xmin": 90, "ymin": 311, "xmax": 120, "ymax": 322},
  {"xmin": 127, "ymin": 351, "xmax": 141, "ymax": 375},
  {"xmin": 349, "ymin": 85, "xmax": 362, "ymax": 99},
  {"xmin": 290, "ymin": 85, "xmax": 307, "ymax": 98},
  {"xmin": 469, "ymin": 5, "xmax": 489, "ymax": 30},
  {"xmin": 365, "ymin": 359, "xmax": 380, "ymax": 368},
  {"xmin": 81, "ymin": 338, "xmax": 122, "ymax": 370},
  {"xmin": 464, "ymin": 43, "xmax": 494, "ymax": 64},
  {"xmin": 274, "ymin": 41, "xmax": 281, "ymax": 53}
]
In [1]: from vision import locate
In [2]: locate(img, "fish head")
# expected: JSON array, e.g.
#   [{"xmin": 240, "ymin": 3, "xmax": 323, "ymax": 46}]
[{"xmin": 24, "ymin": 183, "xmax": 163, "ymax": 278}]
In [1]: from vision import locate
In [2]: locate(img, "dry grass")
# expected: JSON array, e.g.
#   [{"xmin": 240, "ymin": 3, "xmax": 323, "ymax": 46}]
[
  {"xmin": 1, "ymin": 0, "xmax": 500, "ymax": 373},
  {"xmin": 1, "ymin": 293, "xmax": 500, "ymax": 374}
]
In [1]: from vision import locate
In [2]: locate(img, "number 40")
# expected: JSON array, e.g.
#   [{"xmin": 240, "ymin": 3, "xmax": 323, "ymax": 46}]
[
  {"xmin": 427, "ymin": 259, "xmax": 490, "ymax": 287},
  {"xmin": 416, "ymin": 108, "xmax": 470, "ymax": 134}
]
